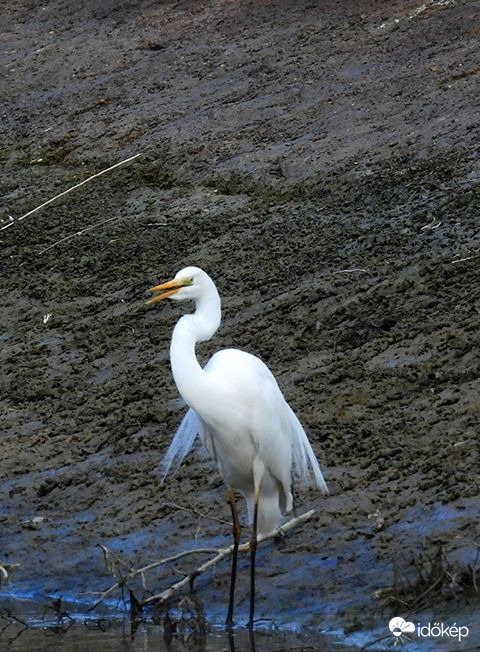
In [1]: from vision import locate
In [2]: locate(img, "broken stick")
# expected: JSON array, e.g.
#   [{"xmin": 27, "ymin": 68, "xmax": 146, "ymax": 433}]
[
  {"xmin": 90, "ymin": 509, "xmax": 315, "ymax": 610},
  {"xmin": 143, "ymin": 509, "xmax": 315, "ymax": 606},
  {"xmin": 1, "ymin": 153, "xmax": 142, "ymax": 232}
]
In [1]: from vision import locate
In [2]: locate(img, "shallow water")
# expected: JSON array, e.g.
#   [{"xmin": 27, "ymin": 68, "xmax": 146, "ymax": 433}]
[
  {"xmin": 0, "ymin": 621, "xmax": 350, "ymax": 652},
  {"xmin": 1, "ymin": 598, "xmax": 478, "ymax": 652}
]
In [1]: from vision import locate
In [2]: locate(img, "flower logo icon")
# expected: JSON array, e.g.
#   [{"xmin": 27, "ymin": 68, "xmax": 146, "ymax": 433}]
[{"xmin": 389, "ymin": 617, "xmax": 415, "ymax": 644}]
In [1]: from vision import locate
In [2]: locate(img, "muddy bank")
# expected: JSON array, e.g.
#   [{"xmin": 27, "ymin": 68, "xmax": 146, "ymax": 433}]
[{"xmin": 1, "ymin": 0, "xmax": 479, "ymax": 649}]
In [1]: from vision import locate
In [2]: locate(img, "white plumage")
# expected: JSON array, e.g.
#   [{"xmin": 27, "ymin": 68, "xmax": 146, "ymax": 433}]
[
  {"xmin": 151, "ymin": 266, "xmax": 328, "ymax": 536},
  {"xmin": 147, "ymin": 266, "xmax": 328, "ymax": 628}
]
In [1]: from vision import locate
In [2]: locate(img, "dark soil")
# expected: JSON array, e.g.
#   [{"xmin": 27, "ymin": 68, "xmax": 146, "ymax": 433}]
[{"xmin": 1, "ymin": 0, "xmax": 479, "ymax": 648}]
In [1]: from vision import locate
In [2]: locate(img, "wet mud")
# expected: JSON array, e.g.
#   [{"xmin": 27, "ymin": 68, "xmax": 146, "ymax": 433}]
[{"xmin": 1, "ymin": 0, "xmax": 479, "ymax": 649}]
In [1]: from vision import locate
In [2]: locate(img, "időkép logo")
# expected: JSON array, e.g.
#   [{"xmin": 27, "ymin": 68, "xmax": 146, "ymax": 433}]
[{"xmin": 389, "ymin": 616, "xmax": 469, "ymax": 644}]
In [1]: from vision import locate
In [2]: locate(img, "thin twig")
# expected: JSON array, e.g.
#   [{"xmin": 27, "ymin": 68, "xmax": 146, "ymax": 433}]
[
  {"xmin": 88, "ymin": 547, "xmax": 219, "ymax": 610},
  {"xmin": 411, "ymin": 574, "xmax": 444, "ymax": 609},
  {"xmin": 332, "ymin": 268, "xmax": 370, "ymax": 275},
  {"xmin": 0, "ymin": 565, "xmax": 9, "ymax": 583},
  {"xmin": 0, "ymin": 563, "xmax": 19, "ymax": 585},
  {"xmin": 471, "ymin": 543, "xmax": 479, "ymax": 594},
  {"xmin": 473, "ymin": 565, "xmax": 479, "ymax": 594},
  {"xmin": 452, "ymin": 253, "xmax": 480, "ymax": 264},
  {"xmin": 37, "ymin": 216, "xmax": 119, "ymax": 254},
  {"xmin": 143, "ymin": 509, "xmax": 315, "ymax": 606},
  {"xmin": 99, "ymin": 543, "xmax": 133, "ymax": 573},
  {"xmin": 456, "ymin": 287, "xmax": 480, "ymax": 306},
  {"xmin": 420, "ymin": 220, "xmax": 442, "ymax": 231},
  {"xmin": 361, "ymin": 634, "xmax": 394, "ymax": 650},
  {"xmin": 162, "ymin": 501, "xmax": 232, "ymax": 526},
  {"xmin": 1, "ymin": 153, "xmax": 141, "ymax": 232}
]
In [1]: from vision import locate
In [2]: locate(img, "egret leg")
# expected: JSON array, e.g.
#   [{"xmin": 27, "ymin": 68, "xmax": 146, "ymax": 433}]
[
  {"xmin": 226, "ymin": 486, "xmax": 241, "ymax": 628},
  {"xmin": 248, "ymin": 627, "xmax": 257, "ymax": 652},
  {"xmin": 227, "ymin": 628, "xmax": 236, "ymax": 652},
  {"xmin": 247, "ymin": 486, "xmax": 260, "ymax": 630}
]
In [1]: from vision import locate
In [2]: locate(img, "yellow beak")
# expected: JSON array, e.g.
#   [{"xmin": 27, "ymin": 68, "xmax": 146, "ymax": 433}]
[{"xmin": 146, "ymin": 278, "xmax": 183, "ymax": 304}]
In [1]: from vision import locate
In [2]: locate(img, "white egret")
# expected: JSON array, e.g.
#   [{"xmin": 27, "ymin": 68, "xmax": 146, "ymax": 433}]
[{"xmin": 147, "ymin": 266, "xmax": 328, "ymax": 628}]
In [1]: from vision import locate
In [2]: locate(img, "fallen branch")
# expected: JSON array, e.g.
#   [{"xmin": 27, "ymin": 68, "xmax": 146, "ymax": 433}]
[
  {"xmin": 90, "ymin": 509, "xmax": 315, "ymax": 610},
  {"xmin": 1, "ymin": 153, "xmax": 142, "ymax": 232},
  {"xmin": 88, "ymin": 546, "xmax": 219, "ymax": 610},
  {"xmin": 143, "ymin": 509, "xmax": 315, "ymax": 606}
]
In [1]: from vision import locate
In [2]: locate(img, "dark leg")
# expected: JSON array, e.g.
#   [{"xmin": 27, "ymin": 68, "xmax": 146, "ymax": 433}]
[
  {"xmin": 247, "ymin": 488, "xmax": 260, "ymax": 630},
  {"xmin": 227, "ymin": 628, "xmax": 236, "ymax": 652},
  {"xmin": 226, "ymin": 486, "xmax": 241, "ymax": 628},
  {"xmin": 248, "ymin": 627, "xmax": 257, "ymax": 652}
]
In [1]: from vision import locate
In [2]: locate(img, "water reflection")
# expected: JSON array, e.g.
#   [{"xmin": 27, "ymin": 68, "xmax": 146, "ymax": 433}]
[
  {"xmin": 0, "ymin": 594, "xmax": 354, "ymax": 651},
  {"xmin": 0, "ymin": 618, "xmax": 352, "ymax": 652},
  {"xmin": 0, "ymin": 621, "xmax": 301, "ymax": 651}
]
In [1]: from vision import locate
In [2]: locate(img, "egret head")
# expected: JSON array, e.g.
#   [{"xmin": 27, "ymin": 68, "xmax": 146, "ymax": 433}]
[{"xmin": 146, "ymin": 266, "xmax": 212, "ymax": 304}]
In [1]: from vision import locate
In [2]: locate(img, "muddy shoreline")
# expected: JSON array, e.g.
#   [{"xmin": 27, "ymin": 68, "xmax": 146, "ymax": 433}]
[{"xmin": 1, "ymin": 0, "xmax": 479, "ymax": 649}]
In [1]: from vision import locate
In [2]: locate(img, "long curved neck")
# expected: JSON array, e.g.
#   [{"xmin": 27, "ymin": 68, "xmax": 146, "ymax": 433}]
[{"xmin": 170, "ymin": 287, "xmax": 221, "ymax": 412}]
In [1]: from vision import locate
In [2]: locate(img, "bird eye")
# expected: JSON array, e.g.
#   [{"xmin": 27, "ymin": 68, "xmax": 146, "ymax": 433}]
[{"xmin": 184, "ymin": 277, "xmax": 193, "ymax": 286}]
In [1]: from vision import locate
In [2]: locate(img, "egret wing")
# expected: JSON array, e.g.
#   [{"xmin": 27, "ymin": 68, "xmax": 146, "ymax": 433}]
[
  {"xmin": 160, "ymin": 408, "xmax": 203, "ymax": 481},
  {"xmin": 249, "ymin": 378, "xmax": 328, "ymax": 494},
  {"xmin": 286, "ymin": 403, "xmax": 328, "ymax": 493}
]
